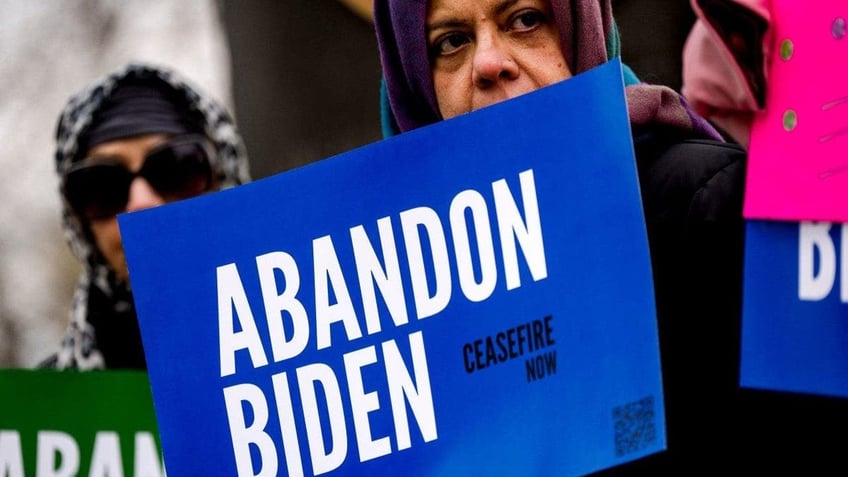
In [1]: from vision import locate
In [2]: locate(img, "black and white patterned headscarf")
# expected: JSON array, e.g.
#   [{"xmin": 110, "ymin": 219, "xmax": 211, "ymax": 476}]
[{"xmin": 47, "ymin": 63, "xmax": 250, "ymax": 370}]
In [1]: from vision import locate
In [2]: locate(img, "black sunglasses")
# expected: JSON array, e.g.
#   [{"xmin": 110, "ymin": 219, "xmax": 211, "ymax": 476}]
[{"xmin": 63, "ymin": 134, "xmax": 214, "ymax": 220}]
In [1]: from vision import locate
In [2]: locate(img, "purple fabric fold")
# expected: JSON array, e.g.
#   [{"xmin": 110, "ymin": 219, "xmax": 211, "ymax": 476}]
[{"xmin": 374, "ymin": 0, "xmax": 722, "ymax": 142}]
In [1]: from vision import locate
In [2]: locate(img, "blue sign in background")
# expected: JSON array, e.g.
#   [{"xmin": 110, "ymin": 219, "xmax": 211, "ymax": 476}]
[
  {"xmin": 120, "ymin": 60, "xmax": 665, "ymax": 476},
  {"xmin": 741, "ymin": 220, "xmax": 848, "ymax": 398}
]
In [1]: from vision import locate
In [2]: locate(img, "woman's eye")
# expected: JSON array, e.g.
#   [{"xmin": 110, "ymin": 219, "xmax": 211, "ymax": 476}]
[
  {"xmin": 432, "ymin": 33, "xmax": 471, "ymax": 56},
  {"xmin": 509, "ymin": 10, "xmax": 545, "ymax": 31}
]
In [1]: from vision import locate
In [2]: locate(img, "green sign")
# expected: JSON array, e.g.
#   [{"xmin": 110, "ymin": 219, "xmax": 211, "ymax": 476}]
[{"xmin": 0, "ymin": 369, "xmax": 163, "ymax": 477}]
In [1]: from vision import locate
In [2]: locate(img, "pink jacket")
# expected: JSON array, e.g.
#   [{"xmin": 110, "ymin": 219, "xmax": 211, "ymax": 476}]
[
  {"xmin": 685, "ymin": 0, "xmax": 848, "ymax": 221},
  {"xmin": 682, "ymin": 0, "xmax": 771, "ymax": 147}
]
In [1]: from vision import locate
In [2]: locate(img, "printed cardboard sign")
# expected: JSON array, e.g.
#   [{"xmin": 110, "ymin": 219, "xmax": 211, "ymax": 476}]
[
  {"xmin": 0, "ymin": 370, "xmax": 163, "ymax": 476},
  {"xmin": 741, "ymin": 220, "xmax": 848, "ymax": 397},
  {"xmin": 120, "ymin": 59, "xmax": 666, "ymax": 477},
  {"xmin": 744, "ymin": 1, "xmax": 848, "ymax": 222}
]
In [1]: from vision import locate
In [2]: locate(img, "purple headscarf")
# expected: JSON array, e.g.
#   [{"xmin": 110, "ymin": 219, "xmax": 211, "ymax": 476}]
[{"xmin": 374, "ymin": 0, "xmax": 721, "ymax": 140}]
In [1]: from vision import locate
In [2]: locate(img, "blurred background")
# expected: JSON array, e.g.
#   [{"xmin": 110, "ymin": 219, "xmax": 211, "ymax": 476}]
[{"xmin": 0, "ymin": 0, "xmax": 694, "ymax": 367}]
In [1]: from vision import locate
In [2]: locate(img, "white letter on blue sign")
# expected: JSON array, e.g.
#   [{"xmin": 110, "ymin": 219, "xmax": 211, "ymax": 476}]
[
  {"xmin": 344, "ymin": 346, "xmax": 392, "ymax": 462},
  {"xmin": 314, "ymin": 236, "xmax": 364, "ymax": 350},
  {"xmin": 450, "ymin": 190, "xmax": 497, "ymax": 302},
  {"xmin": 257, "ymin": 251, "xmax": 310, "ymax": 362},
  {"xmin": 36, "ymin": 431, "xmax": 79, "ymax": 477},
  {"xmin": 384, "ymin": 331, "xmax": 437, "ymax": 450},
  {"xmin": 351, "ymin": 217, "xmax": 410, "ymax": 335},
  {"xmin": 223, "ymin": 383, "xmax": 278, "ymax": 477},
  {"xmin": 400, "ymin": 207, "xmax": 452, "ymax": 319},
  {"xmin": 799, "ymin": 222, "xmax": 837, "ymax": 301},
  {"xmin": 844, "ymin": 224, "xmax": 848, "ymax": 303},
  {"xmin": 494, "ymin": 169, "xmax": 547, "ymax": 289},
  {"xmin": 272, "ymin": 372, "xmax": 305, "ymax": 477},
  {"xmin": 218, "ymin": 263, "xmax": 269, "ymax": 377},
  {"xmin": 297, "ymin": 363, "xmax": 348, "ymax": 475}
]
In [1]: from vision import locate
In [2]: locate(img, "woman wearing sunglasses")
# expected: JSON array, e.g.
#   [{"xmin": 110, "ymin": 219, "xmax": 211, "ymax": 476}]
[{"xmin": 41, "ymin": 63, "xmax": 250, "ymax": 370}]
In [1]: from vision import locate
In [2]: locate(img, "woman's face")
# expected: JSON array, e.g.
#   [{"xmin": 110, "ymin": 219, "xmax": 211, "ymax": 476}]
[
  {"xmin": 426, "ymin": 0, "xmax": 571, "ymax": 119},
  {"xmin": 84, "ymin": 133, "xmax": 170, "ymax": 283}
]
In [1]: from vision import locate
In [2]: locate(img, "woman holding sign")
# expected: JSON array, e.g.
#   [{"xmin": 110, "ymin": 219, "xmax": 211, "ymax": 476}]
[
  {"xmin": 40, "ymin": 63, "xmax": 250, "ymax": 370},
  {"xmin": 373, "ymin": 0, "xmax": 751, "ymax": 472}
]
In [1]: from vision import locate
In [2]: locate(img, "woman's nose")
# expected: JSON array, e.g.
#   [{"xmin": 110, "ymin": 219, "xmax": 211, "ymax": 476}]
[
  {"xmin": 125, "ymin": 176, "xmax": 166, "ymax": 213},
  {"xmin": 472, "ymin": 33, "xmax": 519, "ymax": 88}
]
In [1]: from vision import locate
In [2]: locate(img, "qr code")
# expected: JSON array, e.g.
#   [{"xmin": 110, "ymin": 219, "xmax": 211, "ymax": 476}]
[{"xmin": 612, "ymin": 395, "xmax": 657, "ymax": 457}]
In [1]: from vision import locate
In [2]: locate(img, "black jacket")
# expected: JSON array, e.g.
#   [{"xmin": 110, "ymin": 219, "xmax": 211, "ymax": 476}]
[
  {"xmin": 596, "ymin": 137, "xmax": 848, "ymax": 474},
  {"xmin": 639, "ymin": 137, "xmax": 747, "ymax": 471}
]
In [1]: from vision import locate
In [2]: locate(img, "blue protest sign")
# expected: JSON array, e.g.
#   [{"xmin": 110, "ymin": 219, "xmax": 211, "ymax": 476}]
[
  {"xmin": 741, "ymin": 220, "xmax": 848, "ymax": 398},
  {"xmin": 119, "ymin": 59, "xmax": 665, "ymax": 477}
]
